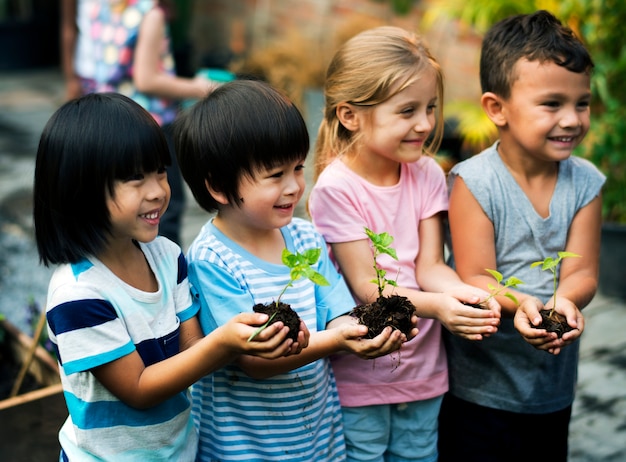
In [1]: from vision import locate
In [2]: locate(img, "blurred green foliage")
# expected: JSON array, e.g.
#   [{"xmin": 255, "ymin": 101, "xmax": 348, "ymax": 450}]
[{"xmin": 423, "ymin": 0, "xmax": 626, "ymax": 223}]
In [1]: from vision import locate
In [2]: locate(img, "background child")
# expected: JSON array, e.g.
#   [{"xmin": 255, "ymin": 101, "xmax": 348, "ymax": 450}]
[
  {"xmin": 173, "ymin": 79, "xmax": 413, "ymax": 461},
  {"xmin": 307, "ymin": 26, "xmax": 498, "ymax": 462},
  {"xmin": 34, "ymin": 93, "xmax": 295, "ymax": 461},
  {"xmin": 60, "ymin": 0, "xmax": 216, "ymax": 245},
  {"xmin": 439, "ymin": 10, "xmax": 605, "ymax": 461}
]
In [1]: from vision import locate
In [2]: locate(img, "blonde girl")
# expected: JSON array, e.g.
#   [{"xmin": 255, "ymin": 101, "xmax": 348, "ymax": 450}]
[{"xmin": 308, "ymin": 26, "xmax": 499, "ymax": 462}]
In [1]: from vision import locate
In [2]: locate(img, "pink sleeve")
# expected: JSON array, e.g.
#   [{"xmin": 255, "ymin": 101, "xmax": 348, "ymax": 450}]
[{"xmin": 309, "ymin": 168, "xmax": 369, "ymax": 244}]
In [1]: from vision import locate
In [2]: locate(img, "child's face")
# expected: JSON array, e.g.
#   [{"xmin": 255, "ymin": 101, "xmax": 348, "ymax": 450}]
[
  {"xmin": 359, "ymin": 68, "xmax": 438, "ymax": 166},
  {"xmin": 233, "ymin": 158, "xmax": 306, "ymax": 231},
  {"xmin": 106, "ymin": 169, "xmax": 171, "ymax": 243},
  {"xmin": 499, "ymin": 59, "xmax": 591, "ymax": 162}
]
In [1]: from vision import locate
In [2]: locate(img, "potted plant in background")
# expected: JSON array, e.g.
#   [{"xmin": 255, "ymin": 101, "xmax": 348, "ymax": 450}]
[{"xmin": 422, "ymin": 0, "xmax": 626, "ymax": 299}]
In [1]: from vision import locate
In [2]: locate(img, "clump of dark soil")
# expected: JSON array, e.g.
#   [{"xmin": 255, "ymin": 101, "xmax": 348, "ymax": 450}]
[
  {"xmin": 253, "ymin": 302, "xmax": 301, "ymax": 342},
  {"xmin": 350, "ymin": 295, "xmax": 415, "ymax": 339},
  {"xmin": 534, "ymin": 309, "xmax": 575, "ymax": 338}
]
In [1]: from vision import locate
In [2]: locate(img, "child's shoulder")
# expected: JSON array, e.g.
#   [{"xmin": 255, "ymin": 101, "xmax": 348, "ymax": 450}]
[
  {"xmin": 285, "ymin": 218, "xmax": 326, "ymax": 250},
  {"xmin": 448, "ymin": 143, "xmax": 500, "ymax": 187}
]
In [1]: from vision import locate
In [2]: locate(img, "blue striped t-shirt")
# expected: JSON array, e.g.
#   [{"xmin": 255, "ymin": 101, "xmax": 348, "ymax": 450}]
[
  {"xmin": 187, "ymin": 217, "xmax": 354, "ymax": 461},
  {"xmin": 46, "ymin": 237, "xmax": 198, "ymax": 461}
]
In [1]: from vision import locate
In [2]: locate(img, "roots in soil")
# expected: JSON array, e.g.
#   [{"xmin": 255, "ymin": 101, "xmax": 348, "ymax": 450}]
[
  {"xmin": 533, "ymin": 309, "xmax": 575, "ymax": 338},
  {"xmin": 253, "ymin": 301, "xmax": 300, "ymax": 341},
  {"xmin": 350, "ymin": 295, "xmax": 415, "ymax": 339}
]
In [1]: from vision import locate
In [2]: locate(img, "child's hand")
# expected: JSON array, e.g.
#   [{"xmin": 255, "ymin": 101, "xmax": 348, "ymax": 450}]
[
  {"xmin": 513, "ymin": 296, "xmax": 580, "ymax": 355},
  {"xmin": 516, "ymin": 296, "xmax": 584, "ymax": 355},
  {"xmin": 329, "ymin": 316, "xmax": 411, "ymax": 360},
  {"xmin": 225, "ymin": 312, "xmax": 295, "ymax": 359},
  {"xmin": 291, "ymin": 320, "xmax": 310, "ymax": 354},
  {"xmin": 440, "ymin": 287, "xmax": 501, "ymax": 341}
]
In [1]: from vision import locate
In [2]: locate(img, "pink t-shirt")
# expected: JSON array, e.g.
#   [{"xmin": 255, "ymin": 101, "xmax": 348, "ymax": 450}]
[{"xmin": 308, "ymin": 156, "xmax": 449, "ymax": 406}]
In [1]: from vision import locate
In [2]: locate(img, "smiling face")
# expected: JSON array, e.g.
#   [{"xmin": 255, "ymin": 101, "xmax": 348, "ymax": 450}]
[
  {"xmin": 228, "ymin": 158, "xmax": 307, "ymax": 233},
  {"xmin": 497, "ymin": 59, "xmax": 591, "ymax": 162},
  {"xmin": 106, "ymin": 169, "xmax": 170, "ymax": 244},
  {"xmin": 346, "ymin": 68, "xmax": 438, "ymax": 181}
]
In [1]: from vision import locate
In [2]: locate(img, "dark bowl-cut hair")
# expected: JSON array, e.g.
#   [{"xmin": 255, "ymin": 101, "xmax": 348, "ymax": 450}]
[
  {"xmin": 34, "ymin": 92, "xmax": 171, "ymax": 266},
  {"xmin": 173, "ymin": 79, "xmax": 309, "ymax": 213},
  {"xmin": 480, "ymin": 10, "xmax": 594, "ymax": 99}
]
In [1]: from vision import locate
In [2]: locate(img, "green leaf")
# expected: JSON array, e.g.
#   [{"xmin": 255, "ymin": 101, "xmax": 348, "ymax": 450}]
[
  {"xmin": 505, "ymin": 277, "xmax": 524, "ymax": 287},
  {"xmin": 485, "ymin": 268, "xmax": 503, "ymax": 284},
  {"xmin": 504, "ymin": 293, "xmax": 519, "ymax": 305},
  {"xmin": 303, "ymin": 248, "xmax": 322, "ymax": 265},
  {"xmin": 308, "ymin": 271, "xmax": 330, "ymax": 286},
  {"xmin": 558, "ymin": 251, "xmax": 581, "ymax": 260}
]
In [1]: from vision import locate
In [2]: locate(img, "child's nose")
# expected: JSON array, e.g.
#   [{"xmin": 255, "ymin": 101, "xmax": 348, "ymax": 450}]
[
  {"xmin": 284, "ymin": 173, "xmax": 301, "ymax": 195},
  {"xmin": 560, "ymin": 107, "xmax": 584, "ymax": 128},
  {"xmin": 413, "ymin": 112, "xmax": 433, "ymax": 133},
  {"xmin": 147, "ymin": 174, "xmax": 170, "ymax": 200}
]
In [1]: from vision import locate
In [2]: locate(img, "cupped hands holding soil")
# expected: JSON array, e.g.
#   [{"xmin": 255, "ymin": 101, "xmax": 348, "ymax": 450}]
[
  {"xmin": 253, "ymin": 302, "xmax": 301, "ymax": 341},
  {"xmin": 350, "ymin": 295, "xmax": 415, "ymax": 339},
  {"xmin": 534, "ymin": 309, "xmax": 575, "ymax": 338}
]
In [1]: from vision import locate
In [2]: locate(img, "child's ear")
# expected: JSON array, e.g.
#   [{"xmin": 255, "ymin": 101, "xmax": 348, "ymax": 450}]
[
  {"xmin": 204, "ymin": 179, "xmax": 229, "ymax": 205},
  {"xmin": 336, "ymin": 103, "xmax": 360, "ymax": 131},
  {"xmin": 481, "ymin": 92, "xmax": 507, "ymax": 127}
]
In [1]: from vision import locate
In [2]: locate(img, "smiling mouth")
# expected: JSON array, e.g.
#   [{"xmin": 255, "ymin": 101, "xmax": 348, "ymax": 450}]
[
  {"xmin": 140, "ymin": 211, "xmax": 160, "ymax": 219},
  {"xmin": 550, "ymin": 135, "xmax": 577, "ymax": 142}
]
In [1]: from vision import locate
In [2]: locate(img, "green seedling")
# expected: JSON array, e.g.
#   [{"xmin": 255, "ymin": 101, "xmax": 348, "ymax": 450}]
[
  {"xmin": 530, "ymin": 251, "xmax": 581, "ymax": 317},
  {"xmin": 247, "ymin": 248, "xmax": 330, "ymax": 342},
  {"xmin": 364, "ymin": 227, "xmax": 399, "ymax": 298},
  {"xmin": 483, "ymin": 268, "xmax": 524, "ymax": 306}
]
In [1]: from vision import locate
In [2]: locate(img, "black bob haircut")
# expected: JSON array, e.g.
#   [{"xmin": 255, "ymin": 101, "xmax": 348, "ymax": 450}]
[
  {"xmin": 173, "ymin": 79, "xmax": 309, "ymax": 213},
  {"xmin": 34, "ymin": 92, "xmax": 171, "ymax": 266}
]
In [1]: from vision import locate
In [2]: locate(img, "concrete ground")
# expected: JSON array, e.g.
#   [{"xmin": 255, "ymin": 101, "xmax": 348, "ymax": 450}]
[{"xmin": 0, "ymin": 69, "xmax": 624, "ymax": 461}]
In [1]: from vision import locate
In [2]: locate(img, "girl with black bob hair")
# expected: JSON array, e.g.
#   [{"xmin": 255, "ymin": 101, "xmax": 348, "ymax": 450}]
[
  {"xmin": 34, "ymin": 92, "xmax": 171, "ymax": 265},
  {"xmin": 33, "ymin": 92, "xmax": 297, "ymax": 461}
]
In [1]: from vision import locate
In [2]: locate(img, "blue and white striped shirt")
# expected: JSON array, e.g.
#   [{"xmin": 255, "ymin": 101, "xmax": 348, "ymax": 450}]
[
  {"xmin": 187, "ymin": 218, "xmax": 353, "ymax": 461},
  {"xmin": 46, "ymin": 237, "xmax": 198, "ymax": 461}
]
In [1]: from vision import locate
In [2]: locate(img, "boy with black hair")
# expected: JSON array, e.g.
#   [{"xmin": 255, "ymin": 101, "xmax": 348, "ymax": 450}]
[{"xmin": 439, "ymin": 10, "xmax": 605, "ymax": 461}]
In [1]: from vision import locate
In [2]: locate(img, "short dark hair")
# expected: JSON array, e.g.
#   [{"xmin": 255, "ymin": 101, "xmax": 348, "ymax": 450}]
[
  {"xmin": 173, "ymin": 79, "xmax": 309, "ymax": 213},
  {"xmin": 480, "ymin": 10, "xmax": 594, "ymax": 98},
  {"xmin": 34, "ymin": 93, "xmax": 171, "ymax": 266}
]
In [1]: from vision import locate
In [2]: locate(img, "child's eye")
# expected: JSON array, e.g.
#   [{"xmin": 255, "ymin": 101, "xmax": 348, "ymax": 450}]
[
  {"xmin": 543, "ymin": 101, "xmax": 560, "ymax": 108},
  {"xmin": 426, "ymin": 103, "xmax": 437, "ymax": 113},
  {"xmin": 157, "ymin": 166, "xmax": 167, "ymax": 174},
  {"xmin": 577, "ymin": 100, "xmax": 590, "ymax": 110},
  {"xmin": 295, "ymin": 164, "xmax": 305, "ymax": 172}
]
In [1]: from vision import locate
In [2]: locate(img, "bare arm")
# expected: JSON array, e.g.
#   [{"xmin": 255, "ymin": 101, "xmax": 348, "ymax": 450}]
[
  {"xmin": 133, "ymin": 7, "xmax": 216, "ymax": 100},
  {"xmin": 449, "ymin": 176, "xmax": 531, "ymax": 315},
  {"xmin": 60, "ymin": 0, "xmax": 82, "ymax": 100},
  {"xmin": 235, "ymin": 314, "xmax": 410, "ymax": 379},
  {"xmin": 92, "ymin": 313, "xmax": 293, "ymax": 408},
  {"xmin": 331, "ymin": 223, "xmax": 499, "ymax": 342},
  {"xmin": 514, "ymin": 195, "xmax": 601, "ymax": 354}
]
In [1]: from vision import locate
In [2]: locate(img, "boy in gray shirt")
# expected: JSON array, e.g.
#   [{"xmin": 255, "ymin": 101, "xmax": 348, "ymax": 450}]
[{"xmin": 439, "ymin": 10, "xmax": 605, "ymax": 462}]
